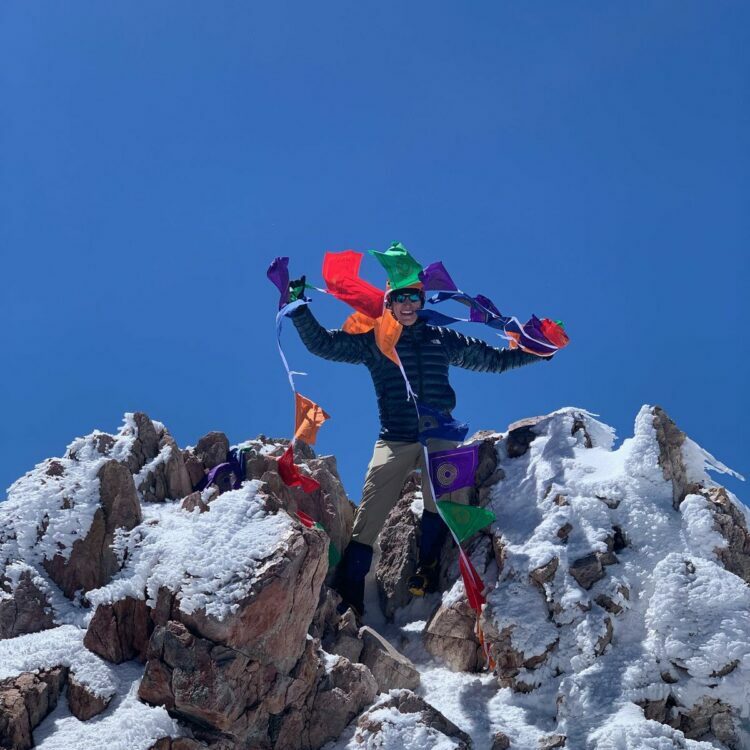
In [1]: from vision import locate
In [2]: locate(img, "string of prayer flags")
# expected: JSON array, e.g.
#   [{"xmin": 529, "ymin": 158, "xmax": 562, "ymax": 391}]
[
  {"xmin": 428, "ymin": 444, "xmax": 479, "ymax": 497},
  {"xmin": 322, "ymin": 250, "xmax": 385, "ymax": 320},
  {"xmin": 416, "ymin": 401, "xmax": 469, "ymax": 445},
  {"xmin": 369, "ymin": 242, "xmax": 423, "ymax": 290},
  {"xmin": 294, "ymin": 393, "xmax": 331, "ymax": 445},
  {"xmin": 437, "ymin": 500, "xmax": 495, "ymax": 544},
  {"xmin": 277, "ymin": 444, "xmax": 321, "ymax": 494}
]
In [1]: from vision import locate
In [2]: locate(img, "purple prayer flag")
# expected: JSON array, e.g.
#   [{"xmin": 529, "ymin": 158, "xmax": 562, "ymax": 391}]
[
  {"xmin": 267, "ymin": 257, "xmax": 290, "ymax": 310},
  {"xmin": 419, "ymin": 262, "xmax": 458, "ymax": 292},
  {"xmin": 428, "ymin": 444, "xmax": 479, "ymax": 497},
  {"xmin": 474, "ymin": 294, "xmax": 502, "ymax": 318},
  {"xmin": 416, "ymin": 401, "xmax": 469, "ymax": 445}
]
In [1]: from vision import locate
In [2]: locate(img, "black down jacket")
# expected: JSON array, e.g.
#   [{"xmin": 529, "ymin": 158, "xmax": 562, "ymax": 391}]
[{"xmin": 290, "ymin": 304, "xmax": 543, "ymax": 443}]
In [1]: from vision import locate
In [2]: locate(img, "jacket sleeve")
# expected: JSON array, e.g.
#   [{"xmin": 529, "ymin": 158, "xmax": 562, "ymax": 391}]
[
  {"xmin": 289, "ymin": 304, "xmax": 368, "ymax": 364},
  {"xmin": 441, "ymin": 327, "xmax": 546, "ymax": 373}
]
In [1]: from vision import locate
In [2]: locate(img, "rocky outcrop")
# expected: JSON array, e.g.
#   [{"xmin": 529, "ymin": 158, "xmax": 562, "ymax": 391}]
[
  {"xmin": 66, "ymin": 673, "xmax": 111, "ymax": 720},
  {"xmin": 84, "ymin": 596, "xmax": 151, "ymax": 663},
  {"xmin": 359, "ymin": 626, "xmax": 420, "ymax": 692},
  {"xmin": 0, "ymin": 668, "xmax": 67, "ymax": 750},
  {"xmin": 424, "ymin": 598, "xmax": 483, "ymax": 672},
  {"xmin": 701, "ymin": 486, "xmax": 750, "ymax": 584},
  {"xmin": 0, "ymin": 566, "xmax": 54, "ymax": 639},
  {"xmin": 351, "ymin": 691, "xmax": 472, "ymax": 749},
  {"xmin": 43, "ymin": 458, "xmax": 142, "ymax": 598}
]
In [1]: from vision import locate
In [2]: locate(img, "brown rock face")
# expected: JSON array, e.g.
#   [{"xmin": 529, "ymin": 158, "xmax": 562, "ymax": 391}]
[
  {"xmin": 702, "ymin": 487, "xmax": 750, "ymax": 584},
  {"xmin": 652, "ymin": 406, "xmax": 702, "ymax": 509},
  {"xmin": 0, "ymin": 668, "xmax": 67, "ymax": 750},
  {"xmin": 358, "ymin": 626, "xmax": 420, "ymax": 692},
  {"xmin": 375, "ymin": 475, "xmax": 421, "ymax": 619},
  {"xmin": 84, "ymin": 597, "xmax": 151, "ymax": 663},
  {"xmin": 423, "ymin": 599, "xmax": 482, "ymax": 672},
  {"xmin": 193, "ymin": 432, "xmax": 230, "ymax": 470},
  {"xmin": 138, "ymin": 524, "xmax": 341, "ymax": 749},
  {"xmin": 0, "ymin": 568, "xmax": 54, "ymax": 639},
  {"xmin": 66, "ymin": 674, "xmax": 111, "ymax": 720},
  {"xmin": 43, "ymin": 458, "xmax": 142, "ymax": 598},
  {"xmin": 137, "ymin": 430, "xmax": 193, "ymax": 503}
]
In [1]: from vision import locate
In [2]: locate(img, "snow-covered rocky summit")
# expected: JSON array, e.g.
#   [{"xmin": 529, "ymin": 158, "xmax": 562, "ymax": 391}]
[{"xmin": 1, "ymin": 407, "xmax": 748, "ymax": 750}]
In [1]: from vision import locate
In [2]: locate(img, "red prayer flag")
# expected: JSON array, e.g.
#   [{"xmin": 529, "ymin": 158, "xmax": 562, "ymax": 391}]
[
  {"xmin": 296, "ymin": 510, "xmax": 316, "ymax": 528},
  {"xmin": 277, "ymin": 445, "xmax": 321, "ymax": 493},
  {"xmin": 540, "ymin": 318, "xmax": 570, "ymax": 349},
  {"xmin": 322, "ymin": 250, "xmax": 385, "ymax": 320},
  {"xmin": 458, "ymin": 548, "xmax": 486, "ymax": 612}
]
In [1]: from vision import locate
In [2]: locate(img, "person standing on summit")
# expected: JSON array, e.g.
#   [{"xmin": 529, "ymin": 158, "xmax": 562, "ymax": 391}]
[{"xmin": 287, "ymin": 269, "xmax": 547, "ymax": 616}]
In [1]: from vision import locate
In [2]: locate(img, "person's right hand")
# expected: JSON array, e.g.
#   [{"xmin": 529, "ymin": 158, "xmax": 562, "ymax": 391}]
[{"xmin": 289, "ymin": 276, "xmax": 307, "ymax": 302}]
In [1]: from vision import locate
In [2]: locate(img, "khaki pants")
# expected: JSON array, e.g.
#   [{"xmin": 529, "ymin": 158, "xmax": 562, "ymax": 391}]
[{"xmin": 351, "ymin": 439, "xmax": 468, "ymax": 547}]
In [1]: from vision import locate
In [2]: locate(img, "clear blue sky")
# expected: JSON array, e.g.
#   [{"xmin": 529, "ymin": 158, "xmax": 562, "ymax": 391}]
[{"xmin": 2, "ymin": 2, "xmax": 747, "ymax": 503}]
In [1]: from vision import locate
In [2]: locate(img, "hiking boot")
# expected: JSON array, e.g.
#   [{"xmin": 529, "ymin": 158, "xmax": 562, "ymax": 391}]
[{"xmin": 407, "ymin": 560, "xmax": 439, "ymax": 597}]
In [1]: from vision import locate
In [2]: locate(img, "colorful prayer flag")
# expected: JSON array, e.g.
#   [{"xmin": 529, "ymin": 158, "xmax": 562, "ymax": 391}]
[
  {"xmin": 277, "ymin": 444, "xmax": 321, "ymax": 493},
  {"xmin": 323, "ymin": 250, "xmax": 385, "ymax": 319},
  {"xmin": 369, "ymin": 242, "xmax": 423, "ymax": 290},
  {"xmin": 540, "ymin": 318, "xmax": 569, "ymax": 349},
  {"xmin": 428, "ymin": 444, "xmax": 479, "ymax": 497},
  {"xmin": 416, "ymin": 401, "xmax": 469, "ymax": 445},
  {"xmin": 419, "ymin": 261, "xmax": 458, "ymax": 292},
  {"xmin": 267, "ymin": 257, "xmax": 291, "ymax": 310},
  {"xmin": 342, "ymin": 311, "xmax": 378, "ymax": 334},
  {"xmin": 437, "ymin": 500, "xmax": 495, "ymax": 543},
  {"xmin": 458, "ymin": 548, "xmax": 486, "ymax": 612},
  {"xmin": 294, "ymin": 393, "xmax": 330, "ymax": 445}
]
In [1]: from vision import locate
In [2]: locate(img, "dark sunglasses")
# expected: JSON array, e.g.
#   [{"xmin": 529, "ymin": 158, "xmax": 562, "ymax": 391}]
[{"xmin": 393, "ymin": 291, "xmax": 422, "ymax": 304}]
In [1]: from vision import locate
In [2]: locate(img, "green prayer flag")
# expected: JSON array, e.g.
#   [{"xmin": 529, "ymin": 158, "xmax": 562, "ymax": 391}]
[
  {"xmin": 369, "ymin": 242, "xmax": 423, "ymax": 290},
  {"xmin": 437, "ymin": 501, "xmax": 495, "ymax": 543},
  {"xmin": 314, "ymin": 522, "xmax": 342, "ymax": 567}
]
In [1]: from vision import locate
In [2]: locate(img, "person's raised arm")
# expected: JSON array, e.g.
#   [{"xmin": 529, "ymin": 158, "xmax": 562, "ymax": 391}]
[
  {"xmin": 289, "ymin": 300, "xmax": 368, "ymax": 365},
  {"xmin": 441, "ymin": 327, "xmax": 547, "ymax": 373}
]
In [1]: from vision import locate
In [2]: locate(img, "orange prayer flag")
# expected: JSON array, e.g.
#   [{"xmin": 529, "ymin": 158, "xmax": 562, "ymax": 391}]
[
  {"xmin": 294, "ymin": 393, "xmax": 331, "ymax": 445},
  {"xmin": 342, "ymin": 311, "xmax": 377, "ymax": 334},
  {"xmin": 373, "ymin": 313, "xmax": 402, "ymax": 366}
]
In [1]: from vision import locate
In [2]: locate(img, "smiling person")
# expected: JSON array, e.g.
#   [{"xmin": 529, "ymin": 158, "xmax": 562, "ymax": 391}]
[{"xmin": 287, "ymin": 277, "xmax": 544, "ymax": 616}]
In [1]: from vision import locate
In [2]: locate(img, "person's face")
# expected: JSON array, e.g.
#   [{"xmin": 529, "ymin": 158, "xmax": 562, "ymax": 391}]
[{"xmin": 390, "ymin": 290, "xmax": 423, "ymax": 326}]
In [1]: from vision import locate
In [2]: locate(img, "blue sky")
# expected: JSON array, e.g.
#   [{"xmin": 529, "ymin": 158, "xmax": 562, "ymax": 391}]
[{"xmin": 2, "ymin": 2, "xmax": 747, "ymax": 503}]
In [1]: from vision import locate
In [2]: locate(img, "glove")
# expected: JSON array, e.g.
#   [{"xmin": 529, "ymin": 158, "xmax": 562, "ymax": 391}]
[{"xmin": 288, "ymin": 276, "xmax": 308, "ymax": 303}]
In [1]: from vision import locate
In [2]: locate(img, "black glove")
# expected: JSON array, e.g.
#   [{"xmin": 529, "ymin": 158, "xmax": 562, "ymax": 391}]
[{"xmin": 288, "ymin": 276, "xmax": 308, "ymax": 303}]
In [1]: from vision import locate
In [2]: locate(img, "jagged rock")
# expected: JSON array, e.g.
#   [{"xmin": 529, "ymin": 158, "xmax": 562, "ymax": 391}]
[
  {"xmin": 556, "ymin": 522, "xmax": 573, "ymax": 541},
  {"xmin": 492, "ymin": 732, "xmax": 511, "ymax": 749},
  {"xmin": 472, "ymin": 433, "xmax": 505, "ymax": 504},
  {"xmin": 530, "ymin": 557, "xmax": 559, "ymax": 586},
  {"xmin": 0, "ymin": 566, "xmax": 54, "ymax": 639},
  {"xmin": 423, "ymin": 599, "xmax": 482, "ymax": 672},
  {"xmin": 181, "ymin": 491, "xmax": 209, "ymax": 513},
  {"xmin": 307, "ymin": 657, "xmax": 378, "ymax": 748},
  {"xmin": 506, "ymin": 416, "xmax": 544, "ymax": 457},
  {"xmin": 193, "ymin": 432, "xmax": 230, "ymax": 470},
  {"xmin": 84, "ymin": 596, "xmax": 151, "ymax": 663},
  {"xmin": 571, "ymin": 413, "xmax": 593, "ymax": 448},
  {"xmin": 540, "ymin": 734, "xmax": 566, "ymax": 748},
  {"xmin": 353, "ymin": 690, "xmax": 472, "ymax": 749},
  {"xmin": 66, "ymin": 674, "xmax": 110, "ymax": 720},
  {"xmin": 652, "ymin": 406, "xmax": 702, "ymax": 508},
  {"xmin": 673, "ymin": 698, "xmax": 739, "ymax": 747},
  {"xmin": 0, "ymin": 668, "xmax": 67, "ymax": 750},
  {"xmin": 703, "ymin": 487, "xmax": 750, "ymax": 584},
  {"xmin": 246, "ymin": 441, "xmax": 354, "ymax": 557},
  {"xmin": 569, "ymin": 552, "xmax": 605, "ymax": 590},
  {"xmin": 375, "ymin": 474, "xmax": 421, "ymax": 619},
  {"xmin": 359, "ymin": 625, "xmax": 420, "ymax": 691},
  {"xmin": 177, "ymin": 528, "xmax": 328, "ymax": 671},
  {"xmin": 137, "ymin": 427, "xmax": 193, "ymax": 503},
  {"xmin": 43, "ymin": 458, "xmax": 141, "ymax": 598},
  {"xmin": 594, "ymin": 616, "xmax": 613, "ymax": 656},
  {"xmin": 327, "ymin": 609, "xmax": 363, "ymax": 664}
]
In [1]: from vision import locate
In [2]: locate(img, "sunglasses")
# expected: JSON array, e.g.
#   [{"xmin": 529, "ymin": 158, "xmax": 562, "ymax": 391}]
[{"xmin": 392, "ymin": 291, "xmax": 422, "ymax": 304}]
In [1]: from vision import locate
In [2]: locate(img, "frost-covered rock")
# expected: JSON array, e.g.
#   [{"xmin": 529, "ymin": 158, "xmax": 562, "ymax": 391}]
[{"xmin": 0, "ymin": 562, "xmax": 55, "ymax": 638}]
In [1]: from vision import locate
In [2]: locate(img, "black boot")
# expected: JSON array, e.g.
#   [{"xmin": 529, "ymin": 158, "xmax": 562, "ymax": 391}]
[
  {"xmin": 407, "ymin": 510, "xmax": 448, "ymax": 597},
  {"xmin": 333, "ymin": 540, "xmax": 373, "ymax": 617}
]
